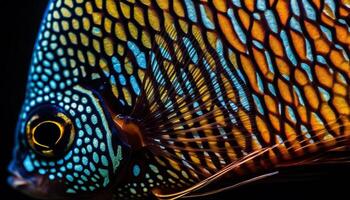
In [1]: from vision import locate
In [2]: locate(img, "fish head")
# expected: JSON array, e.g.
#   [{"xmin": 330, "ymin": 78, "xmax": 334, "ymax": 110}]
[
  {"xmin": 8, "ymin": 1, "xmax": 134, "ymax": 198},
  {"xmin": 8, "ymin": 85, "xmax": 130, "ymax": 199}
]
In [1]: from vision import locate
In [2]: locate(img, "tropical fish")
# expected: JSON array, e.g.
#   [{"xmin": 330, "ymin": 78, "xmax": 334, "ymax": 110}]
[{"xmin": 8, "ymin": 0, "xmax": 350, "ymax": 199}]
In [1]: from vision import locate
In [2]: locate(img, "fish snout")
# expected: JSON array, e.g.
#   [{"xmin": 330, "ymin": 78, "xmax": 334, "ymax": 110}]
[{"xmin": 8, "ymin": 164, "xmax": 50, "ymax": 199}]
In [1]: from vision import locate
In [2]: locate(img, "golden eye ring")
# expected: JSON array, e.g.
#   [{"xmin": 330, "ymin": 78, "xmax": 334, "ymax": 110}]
[
  {"xmin": 26, "ymin": 108, "xmax": 75, "ymax": 158},
  {"xmin": 31, "ymin": 121, "xmax": 64, "ymax": 148}
]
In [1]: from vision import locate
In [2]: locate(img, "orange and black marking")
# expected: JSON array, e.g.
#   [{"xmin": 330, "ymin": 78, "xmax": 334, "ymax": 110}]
[{"xmin": 10, "ymin": 0, "xmax": 350, "ymax": 199}]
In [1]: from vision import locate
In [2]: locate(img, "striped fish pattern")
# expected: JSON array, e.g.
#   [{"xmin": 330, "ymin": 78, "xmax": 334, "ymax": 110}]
[{"xmin": 8, "ymin": 0, "xmax": 350, "ymax": 199}]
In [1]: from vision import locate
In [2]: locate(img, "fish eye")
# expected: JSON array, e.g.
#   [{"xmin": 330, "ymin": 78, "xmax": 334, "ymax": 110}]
[
  {"xmin": 26, "ymin": 106, "xmax": 75, "ymax": 158},
  {"xmin": 32, "ymin": 121, "xmax": 63, "ymax": 149}
]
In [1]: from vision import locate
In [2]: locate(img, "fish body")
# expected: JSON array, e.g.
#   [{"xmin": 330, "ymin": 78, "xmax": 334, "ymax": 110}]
[{"xmin": 8, "ymin": 0, "xmax": 350, "ymax": 199}]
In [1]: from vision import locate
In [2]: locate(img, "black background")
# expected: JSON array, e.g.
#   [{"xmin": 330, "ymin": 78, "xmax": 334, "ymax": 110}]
[
  {"xmin": 0, "ymin": 1, "xmax": 350, "ymax": 199},
  {"xmin": 1, "ymin": 1, "xmax": 49, "ymax": 199}
]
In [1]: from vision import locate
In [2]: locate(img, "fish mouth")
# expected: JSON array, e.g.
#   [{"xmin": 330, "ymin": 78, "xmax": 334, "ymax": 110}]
[
  {"xmin": 8, "ymin": 171, "xmax": 113, "ymax": 200},
  {"xmin": 8, "ymin": 170, "xmax": 51, "ymax": 200},
  {"xmin": 8, "ymin": 171, "xmax": 31, "ymax": 189}
]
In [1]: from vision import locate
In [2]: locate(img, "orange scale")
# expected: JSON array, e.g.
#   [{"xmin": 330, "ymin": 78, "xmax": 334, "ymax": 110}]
[
  {"xmin": 240, "ymin": 54, "xmax": 262, "ymax": 94},
  {"xmin": 238, "ymin": 9, "xmax": 251, "ymax": 31},
  {"xmin": 264, "ymin": 94, "xmax": 278, "ymax": 114},
  {"xmin": 329, "ymin": 49, "xmax": 346, "ymax": 68},
  {"xmin": 314, "ymin": 38, "xmax": 331, "ymax": 54},
  {"xmin": 244, "ymin": 0, "xmax": 255, "ymax": 12},
  {"xmin": 290, "ymin": 30, "xmax": 307, "ymax": 60},
  {"xmin": 218, "ymin": 13, "xmax": 246, "ymax": 53},
  {"xmin": 339, "ymin": 7, "xmax": 350, "ymax": 17},
  {"xmin": 312, "ymin": 0, "xmax": 322, "ymax": 10},
  {"xmin": 303, "ymin": 84, "xmax": 320, "ymax": 110},
  {"xmin": 297, "ymin": 106, "xmax": 308, "ymax": 124},
  {"xmin": 256, "ymin": 115, "xmax": 271, "ymax": 144},
  {"xmin": 333, "ymin": 96, "xmax": 350, "ymax": 115},
  {"xmin": 335, "ymin": 24, "xmax": 350, "ymax": 45},
  {"xmin": 252, "ymin": 47, "xmax": 269, "ymax": 75},
  {"xmin": 269, "ymin": 113, "xmax": 281, "ymax": 132},
  {"xmin": 251, "ymin": 20, "xmax": 265, "ymax": 42},
  {"xmin": 320, "ymin": 13, "xmax": 335, "ymax": 27},
  {"xmin": 275, "ymin": 0, "xmax": 290, "ymax": 26},
  {"xmin": 269, "ymin": 34, "xmax": 284, "ymax": 57},
  {"xmin": 277, "ymin": 78, "xmax": 293, "ymax": 104},
  {"xmin": 304, "ymin": 21, "xmax": 321, "ymax": 40},
  {"xmin": 315, "ymin": 64, "xmax": 334, "ymax": 88}
]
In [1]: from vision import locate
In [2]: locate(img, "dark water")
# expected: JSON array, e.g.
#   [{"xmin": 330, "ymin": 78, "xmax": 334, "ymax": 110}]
[
  {"xmin": 0, "ymin": 1, "xmax": 349, "ymax": 199},
  {"xmin": 1, "ymin": 1, "xmax": 48, "ymax": 199}
]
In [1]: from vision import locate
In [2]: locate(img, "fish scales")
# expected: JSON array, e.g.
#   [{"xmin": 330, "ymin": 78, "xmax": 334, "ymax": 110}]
[{"xmin": 7, "ymin": 0, "xmax": 350, "ymax": 200}]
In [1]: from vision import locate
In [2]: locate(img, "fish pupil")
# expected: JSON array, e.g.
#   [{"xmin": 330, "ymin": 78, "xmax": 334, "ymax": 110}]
[{"xmin": 34, "ymin": 122, "xmax": 61, "ymax": 147}]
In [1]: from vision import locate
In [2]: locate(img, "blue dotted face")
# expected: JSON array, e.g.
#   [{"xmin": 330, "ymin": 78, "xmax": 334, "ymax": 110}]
[
  {"xmin": 10, "ymin": 82, "xmax": 125, "ymax": 197},
  {"xmin": 8, "ymin": 1, "xmax": 126, "ymax": 198}
]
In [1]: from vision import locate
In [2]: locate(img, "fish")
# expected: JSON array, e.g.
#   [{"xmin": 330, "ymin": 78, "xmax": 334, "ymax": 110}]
[{"xmin": 7, "ymin": 0, "xmax": 350, "ymax": 199}]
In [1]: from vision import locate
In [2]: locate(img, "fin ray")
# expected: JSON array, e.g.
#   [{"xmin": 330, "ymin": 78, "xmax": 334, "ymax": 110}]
[{"xmin": 152, "ymin": 146, "xmax": 275, "ymax": 200}]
